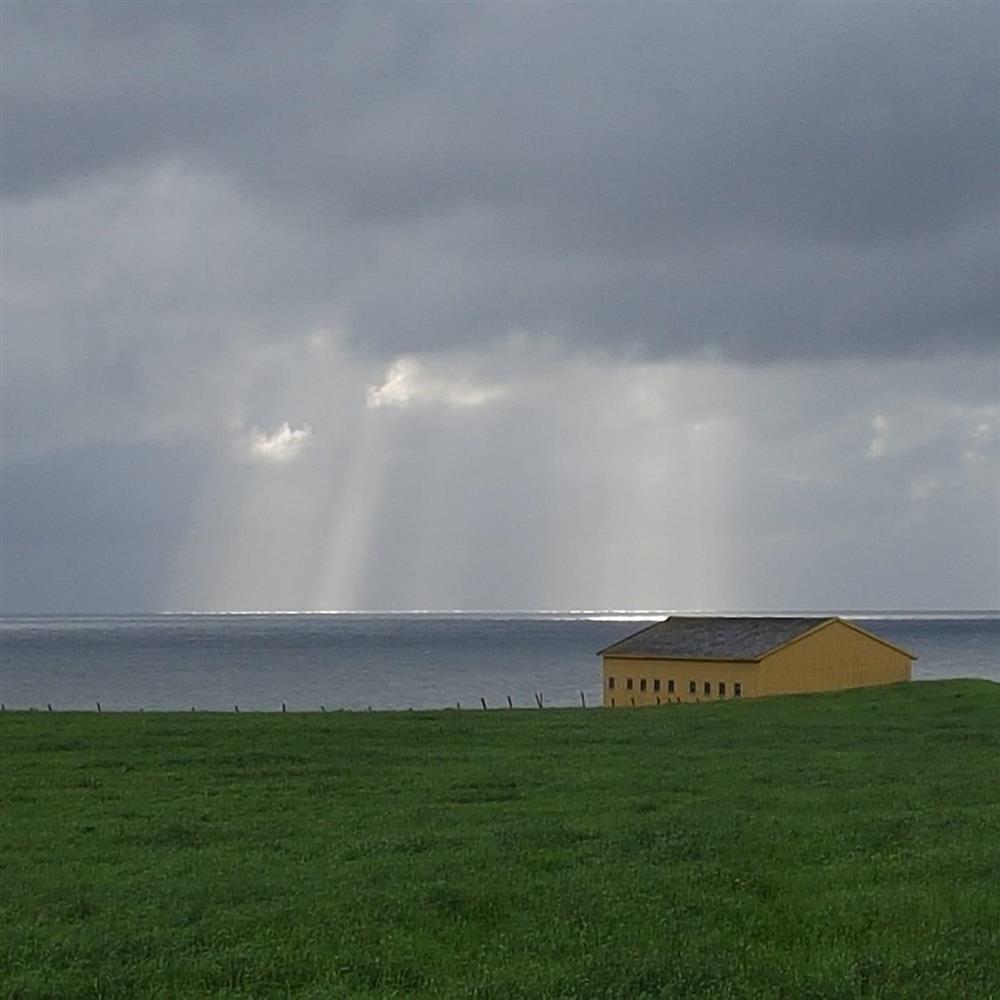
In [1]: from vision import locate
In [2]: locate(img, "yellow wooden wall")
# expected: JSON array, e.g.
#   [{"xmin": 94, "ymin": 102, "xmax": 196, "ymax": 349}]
[
  {"xmin": 756, "ymin": 619, "xmax": 911, "ymax": 696},
  {"xmin": 601, "ymin": 656, "xmax": 758, "ymax": 707},
  {"xmin": 601, "ymin": 621, "xmax": 912, "ymax": 707}
]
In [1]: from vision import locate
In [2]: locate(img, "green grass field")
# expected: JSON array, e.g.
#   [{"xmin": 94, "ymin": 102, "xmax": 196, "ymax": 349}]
[{"xmin": 2, "ymin": 680, "xmax": 998, "ymax": 999}]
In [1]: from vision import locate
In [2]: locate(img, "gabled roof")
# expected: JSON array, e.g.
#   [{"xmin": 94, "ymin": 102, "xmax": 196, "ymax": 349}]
[{"xmin": 598, "ymin": 616, "xmax": 835, "ymax": 661}]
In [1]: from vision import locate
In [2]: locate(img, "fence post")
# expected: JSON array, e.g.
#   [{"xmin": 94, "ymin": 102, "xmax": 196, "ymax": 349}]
[
  {"xmin": 507, "ymin": 695, "xmax": 513, "ymax": 709},
  {"xmin": 96, "ymin": 701, "xmax": 101, "ymax": 713},
  {"xmin": 480, "ymin": 697, "xmax": 488, "ymax": 710},
  {"xmin": 580, "ymin": 691, "xmax": 586, "ymax": 708}
]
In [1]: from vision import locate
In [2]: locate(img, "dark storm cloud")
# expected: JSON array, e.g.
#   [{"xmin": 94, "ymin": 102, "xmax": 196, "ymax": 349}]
[
  {"xmin": 0, "ymin": 439, "xmax": 208, "ymax": 612},
  {"xmin": 3, "ymin": 0, "xmax": 997, "ymax": 361}
]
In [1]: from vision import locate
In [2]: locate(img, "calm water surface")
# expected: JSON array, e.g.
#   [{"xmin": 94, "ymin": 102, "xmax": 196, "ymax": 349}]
[{"xmin": 0, "ymin": 612, "xmax": 997, "ymax": 712}]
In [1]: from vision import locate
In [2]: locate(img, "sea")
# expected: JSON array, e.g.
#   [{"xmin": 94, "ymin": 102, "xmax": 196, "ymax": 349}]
[{"xmin": 0, "ymin": 612, "xmax": 997, "ymax": 713}]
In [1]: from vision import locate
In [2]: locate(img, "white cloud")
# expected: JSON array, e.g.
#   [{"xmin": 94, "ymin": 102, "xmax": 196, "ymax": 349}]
[
  {"xmin": 907, "ymin": 475, "xmax": 943, "ymax": 500},
  {"xmin": 245, "ymin": 422, "xmax": 313, "ymax": 462},
  {"xmin": 867, "ymin": 413, "xmax": 890, "ymax": 459},
  {"xmin": 962, "ymin": 418, "xmax": 995, "ymax": 463},
  {"xmin": 365, "ymin": 357, "xmax": 506, "ymax": 410}
]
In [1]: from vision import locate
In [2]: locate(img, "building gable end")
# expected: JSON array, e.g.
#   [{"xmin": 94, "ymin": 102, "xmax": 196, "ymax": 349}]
[
  {"xmin": 754, "ymin": 617, "xmax": 839, "ymax": 660},
  {"xmin": 831, "ymin": 619, "xmax": 918, "ymax": 661}
]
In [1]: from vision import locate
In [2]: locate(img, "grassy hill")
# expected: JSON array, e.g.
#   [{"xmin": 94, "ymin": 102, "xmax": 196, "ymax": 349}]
[{"xmin": 2, "ymin": 680, "xmax": 998, "ymax": 998}]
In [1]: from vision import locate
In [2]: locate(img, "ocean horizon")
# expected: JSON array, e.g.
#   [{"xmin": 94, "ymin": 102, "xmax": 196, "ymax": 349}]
[
  {"xmin": 7, "ymin": 607, "xmax": 999, "ymax": 620},
  {"xmin": 1, "ymin": 610, "xmax": 997, "ymax": 713}
]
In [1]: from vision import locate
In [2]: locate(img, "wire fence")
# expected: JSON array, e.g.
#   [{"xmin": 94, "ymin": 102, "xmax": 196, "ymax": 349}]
[{"xmin": 0, "ymin": 691, "xmax": 609, "ymax": 713}]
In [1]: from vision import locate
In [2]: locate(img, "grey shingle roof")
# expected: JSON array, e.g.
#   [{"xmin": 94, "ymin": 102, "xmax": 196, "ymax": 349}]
[{"xmin": 598, "ymin": 616, "xmax": 835, "ymax": 661}]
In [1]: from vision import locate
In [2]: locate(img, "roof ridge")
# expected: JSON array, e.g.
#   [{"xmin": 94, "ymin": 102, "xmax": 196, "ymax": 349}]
[
  {"xmin": 596, "ymin": 615, "xmax": 674, "ymax": 656},
  {"xmin": 598, "ymin": 615, "xmax": 843, "ymax": 661}
]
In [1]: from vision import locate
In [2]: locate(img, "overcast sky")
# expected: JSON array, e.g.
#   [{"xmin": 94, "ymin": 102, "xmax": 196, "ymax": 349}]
[{"xmin": 2, "ymin": 0, "xmax": 997, "ymax": 613}]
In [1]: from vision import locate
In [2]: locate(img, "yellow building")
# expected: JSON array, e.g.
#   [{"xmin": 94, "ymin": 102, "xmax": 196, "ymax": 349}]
[{"xmin": 599, "ymin": 616, "xmax": 915, "ymax": 707}]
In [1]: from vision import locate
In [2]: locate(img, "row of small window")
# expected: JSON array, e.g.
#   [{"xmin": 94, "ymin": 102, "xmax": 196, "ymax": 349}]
[{"xmin": 608, "ymin": 677, "xmax": 742, "ymax": 697}]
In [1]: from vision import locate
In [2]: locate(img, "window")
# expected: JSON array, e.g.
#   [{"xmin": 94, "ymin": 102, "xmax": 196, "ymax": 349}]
[
  {"xmin": 719, "ymin": 682, "xmax": 726, "ymax": 697},
  {"xmin": 689, "ymin": 680, "xmax": 696, "ymax": 694},
  {"xmin": 626, "ymin": 678, "xmax": 633, "ymax": 691},
  {"xmin": 640, "ymin": 678, "xmax": 647, "ymax": 692},
  {"xmin": 668, "ymin": 680, "xmax": 675, "ymax": 694},
  {"xmin": 704, "ymin": 681, "xmax": 711, "ymax": 695},
  {"xmin": 608, "ymin": 676, "xmax": 615, "ymax": 690},
  {"xmin": 734, "ymin": 682, "xmax": 742, "ymax": 698},
  {"xmin": 653, "ymin": 679, "xmax": 661, "ymax": 692}
]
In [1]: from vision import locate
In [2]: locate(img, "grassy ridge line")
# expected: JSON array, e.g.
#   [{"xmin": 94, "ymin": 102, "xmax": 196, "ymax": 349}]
[{"xmin": 2, "ymin": 680, "xmax": 999, "ymax": 999}]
